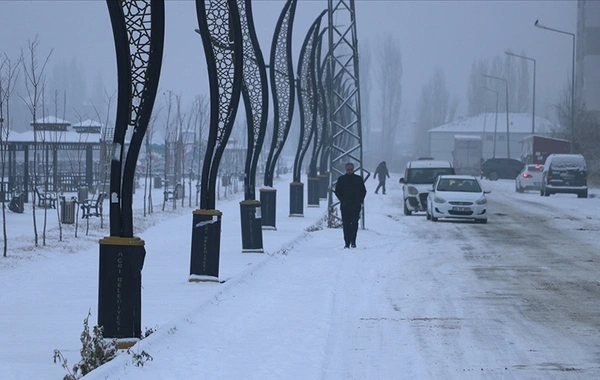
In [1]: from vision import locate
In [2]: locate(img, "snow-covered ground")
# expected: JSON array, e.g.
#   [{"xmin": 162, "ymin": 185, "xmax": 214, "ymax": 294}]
[{"xmin": 1, "ymin": 173, "xmax": 599, "ymax": 379}]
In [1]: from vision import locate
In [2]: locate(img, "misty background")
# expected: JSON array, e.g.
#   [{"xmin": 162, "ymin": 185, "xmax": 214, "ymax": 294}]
[{"xmin": 0, "ymin": 0, "xmax": 577, "ymax": 170}]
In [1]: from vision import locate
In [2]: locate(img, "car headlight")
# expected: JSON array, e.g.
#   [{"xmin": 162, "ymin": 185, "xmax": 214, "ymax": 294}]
[
  {"xmin": 433, "ymin": 196, "xmax": 446, "ymax": 204},
  {"xmin": 475, "ymin": 196, "xmax": 487, "ymax": 205},
  {"xmin": 407, "ymin": 186, "xmax": 419, "ymax": 195}
]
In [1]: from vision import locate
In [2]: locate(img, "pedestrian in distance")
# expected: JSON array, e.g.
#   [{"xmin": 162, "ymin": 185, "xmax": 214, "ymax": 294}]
[
  {"xmin": 373, "ymin": 161, "xmax": 390, "ymax": 194},
  {"xmin": 334, "ymin": 162, "xmax": 367, "ymax": 249}
]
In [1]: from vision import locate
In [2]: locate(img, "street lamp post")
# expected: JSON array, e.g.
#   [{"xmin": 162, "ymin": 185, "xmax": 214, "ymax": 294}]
[
  {"xmin": 505, "ymin": 51, "xmax": 536, "ymax": 134},
  {"xmin": 483, "ymin": 74, "xmax": 510, "ymax": 158},
  {"xmin": 534, "ymin": 19, "xmax": 575, "ymax": 153},
  {"xmin": 480, "ymin": 86, "xmax": 499, "ymax": 158}
]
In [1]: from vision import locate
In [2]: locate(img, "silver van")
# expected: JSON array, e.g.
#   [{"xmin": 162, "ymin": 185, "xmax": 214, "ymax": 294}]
[
  {"xmin": 540, "ymin": 154, "xmax": 587, "ymax": 198},
  {"xmin": 399, "ymin": 160, "xmax": 455, "ymax": 215}
]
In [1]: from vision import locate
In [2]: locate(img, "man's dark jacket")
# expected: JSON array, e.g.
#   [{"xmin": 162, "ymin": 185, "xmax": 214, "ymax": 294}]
[{"xmin": 335, "ymin": 174, "xmax": 367, "ymax": 211}]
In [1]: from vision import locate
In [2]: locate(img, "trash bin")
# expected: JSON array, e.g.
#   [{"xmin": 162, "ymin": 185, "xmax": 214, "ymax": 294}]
[
  {"xmin": 78, "ymin": 186, "xmax": 89, "ymax": 203},
  {"xmin": 60, "ymin": 196, "xmax": 76, "ymax": 224},
  {"xmin": 154, "ymin": 176, "xmax": 162, "ymax": 189}
]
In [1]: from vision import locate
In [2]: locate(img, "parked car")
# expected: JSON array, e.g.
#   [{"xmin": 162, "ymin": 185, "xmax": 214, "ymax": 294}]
[
  {"xmin": 540, "ymin": 154, "xmax": 588, "ymax": 198},
  {"xmin": 480, "ymin": 158, "xmax": 524, "ymax": 181},
  {"xmin": 399, "ymin": 160, "xmax": 455, "ymax": 216},
  {"xmin": 427, "ymin": 175, "xmax": 490, "ymax": 223},
  {"xmin": 515, "ymin": 164, "xmax": 544, "ymax": 192}
]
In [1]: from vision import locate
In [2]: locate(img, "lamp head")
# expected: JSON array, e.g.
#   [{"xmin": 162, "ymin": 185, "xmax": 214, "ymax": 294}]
[{"xmin": 534, "ymin": 19, "xmax": 539, "ymax": 26}]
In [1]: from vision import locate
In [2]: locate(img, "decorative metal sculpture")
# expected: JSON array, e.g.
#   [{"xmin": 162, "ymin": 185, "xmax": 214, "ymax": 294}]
[
  {"xmin": 327, "ymin": 0, "xmax": 365, "ymax": 228},
  {"xmin": 237, "ymin": 0, "xmax": 268, "ymax": 252},
  {"xmin": 293, "ymin": 10, "xmax": 326, "ymax": 184},
  {"xmin": 263, "ymin": 0, "xmax": 297, "ymax": 188},
  {"xmin": 311, "ymin": 28, "xmax": 328, "ymax": 178},
  {"xmin": 238, "ymin": 0, "xmax": 268, "ymax": 201},
  {"xmin": 306, "ymin": 27, "xmax": 327, "ymax": 207},
  {"xmin": 317, "ymin": 29, "xmax": 331, "ymax": 200},
  {"xmin": 196, "ymin": 0, "xmax": 243, "ymax": 211},
  {"xmin": 107, "ymin": 0, "xmax": 164, "ymax": 238},
  {"xmin": 102, "ymin": 0, "xmax": 164, "ymax": 342},
  {"xmin": 190, "ymin": 0, "xmax": 243, "ymax": 280}
]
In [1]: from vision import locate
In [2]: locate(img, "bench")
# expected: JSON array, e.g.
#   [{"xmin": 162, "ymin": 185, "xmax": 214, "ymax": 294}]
[
  {"xmin": 35, "ymin": 187, "xmax": 57, "ymax": 209},
  {"xmin": 163, "ymin": 183, "xmax": 181, "ymax": 202},
  {"xmin": 80, "ymin": 192, "xmax": 107, "ymax": 219}
]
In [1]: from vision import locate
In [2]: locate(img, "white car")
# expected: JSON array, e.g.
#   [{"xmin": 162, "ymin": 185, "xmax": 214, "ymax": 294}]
[
  {"xmin": 515, "ymin": 164, "xmax": 544, "ymax": 192},
  {"xmin": 426, "ymin": 175, "xmax": 490, "ymax": 224}
]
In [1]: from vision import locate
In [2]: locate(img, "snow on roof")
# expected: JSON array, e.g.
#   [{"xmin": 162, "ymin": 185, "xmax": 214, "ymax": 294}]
[
  {"xmin": 8, "ymin": 129, "xmax": 102, "ymax": 143},
  {"xmin": 71, "ymin": 119, "xmax": 103, "ymax": 128},
  {"xmin": 30, "ymin": 116, "xmax": 71, "ymax": 126},
  {"xmin": 429, "ymin": 113, "xmax": 558, "ymax": 134}
]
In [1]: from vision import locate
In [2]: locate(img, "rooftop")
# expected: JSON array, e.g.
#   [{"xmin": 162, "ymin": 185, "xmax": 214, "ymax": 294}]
[{"xmin": 429, "ymin": 113, "xmax": 558, "ymax": 134}]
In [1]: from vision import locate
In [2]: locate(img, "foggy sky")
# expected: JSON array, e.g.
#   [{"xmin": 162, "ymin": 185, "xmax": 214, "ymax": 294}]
[{"xmin": 0, "ymin": 0, "xmax": 576, "ymax": 122}]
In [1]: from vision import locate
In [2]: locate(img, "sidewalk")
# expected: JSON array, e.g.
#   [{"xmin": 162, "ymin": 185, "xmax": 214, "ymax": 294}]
[{"xmin": 0, "ymin": 173, "xmax": 327, "ymax": 380}]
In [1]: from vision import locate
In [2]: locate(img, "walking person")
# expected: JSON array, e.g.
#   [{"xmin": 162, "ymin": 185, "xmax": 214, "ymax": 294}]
[
  {"xmin": 373, "ymin": 161, "xmax": 390, "ymax": 194},
  {"xmin": 334, "ymin": 162, "xmax": 367, "ymax": 249}
]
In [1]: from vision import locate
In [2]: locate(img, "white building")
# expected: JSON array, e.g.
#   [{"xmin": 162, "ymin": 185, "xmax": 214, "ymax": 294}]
[{"xmin": 428, "ymin": 113, "xmax": 559, "ymax": 162}]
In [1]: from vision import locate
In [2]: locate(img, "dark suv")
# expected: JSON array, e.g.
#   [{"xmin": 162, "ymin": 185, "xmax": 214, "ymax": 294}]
[
  {"xmin": 541, "ymin": 154, "xmax": 588, "ymax": 198},
  {"xmin": 480, "ymin": 158, "xmax": 524, "ymax": 181}
]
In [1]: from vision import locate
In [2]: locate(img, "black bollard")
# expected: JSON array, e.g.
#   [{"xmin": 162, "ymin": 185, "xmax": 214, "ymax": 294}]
[
  {"xmin": 98, "ymin": 236, "xmax": 146, "ymax": 349},
  {"xmin": 240, "ymin": 200, "xmax": 264, "ymax": 253},
  {"xmin": 307, "ymin": 177, "xmax": 320, "ymax": 207},
  {"xmin": 318, "ymin": 173, "xmax": 329, "ymax": 200},
  {"xmin": 259, "ymin": 188, "xmax": 277, "ymax": 230},
  {"xmin": 289, "ymin": 182, "xmax": 304, "ymax": 217},
  {"xmin": 189, "ymin": 209, "xmax": 222, "ymax": 283}
]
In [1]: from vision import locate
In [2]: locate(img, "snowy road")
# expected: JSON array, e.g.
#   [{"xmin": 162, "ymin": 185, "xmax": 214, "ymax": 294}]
[{"xmin": 84, "ymin": 178, "xmax": 600, "ymax": 380}]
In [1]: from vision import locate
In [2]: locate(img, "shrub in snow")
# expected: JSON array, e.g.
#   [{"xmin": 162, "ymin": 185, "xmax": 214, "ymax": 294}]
[{"xmin": 53, "ymin": 310, "xmax": 117, "ymax": 379}]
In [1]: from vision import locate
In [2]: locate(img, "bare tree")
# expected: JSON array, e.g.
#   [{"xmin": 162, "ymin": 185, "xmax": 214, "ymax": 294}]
[
  {"xmin": 468, "ymin": 53, "xmax": 530, "ymax": 116},
  {"xmin": 414, "ymin": 67, "xmax": 452, "ymax": 157},
  {"xmin": 91, "ymin": 89, "xmax": 116, "ymax": 231},
  {"xmin": 143, "ymin": 105, "xmax": 161, "ymax": 216},
  {"xmin": 376, "ymin": 34, "xmax": 403, "ymax": 162},
  {"xmin": 359, "ymin": 39, "xmax": 373, "ymax": 159},
  {"xmin": 19, "ymin": 36, "xmax": 53, "ymax": 247},
  {"xmin": 0, "ymin": 53, "xmax": 21, "ymax": 257},
  {"xmin": 161, "ymin": 90, "xmax": 175, "ymax": 211}
]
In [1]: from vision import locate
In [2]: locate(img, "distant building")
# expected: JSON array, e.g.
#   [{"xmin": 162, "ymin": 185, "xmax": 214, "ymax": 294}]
[
  {"xmin": 428, "ymin": 113, "xmax": 559, "ymax": 162},
  {"xmin": 577, "ymin": 0, "xmax": 600, "ymax": 113}
]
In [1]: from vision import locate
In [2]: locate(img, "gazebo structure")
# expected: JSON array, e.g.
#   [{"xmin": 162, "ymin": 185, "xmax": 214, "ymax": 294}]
[{"xmin": 3, "ymin": 116, "xmax": 110, "ymax": 202}]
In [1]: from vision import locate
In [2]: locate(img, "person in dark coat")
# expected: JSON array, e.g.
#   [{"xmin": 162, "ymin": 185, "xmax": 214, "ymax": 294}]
[
  {"xmin": 373, "ymin": 161, "xmax": 390, "ymax": 194},
  {"xmin": 334, "ymin": 162, "xmax": 367, "ymax": 249}
]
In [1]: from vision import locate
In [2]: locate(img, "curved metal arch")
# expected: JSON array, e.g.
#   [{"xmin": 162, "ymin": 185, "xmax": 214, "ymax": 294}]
[
  {"xmin": 293, "ymin": 10, "xmax": 326, "ymax": 183},
  {"xmin": 239, "ymin": 0, "xmax": 268, "ymax": 201},
  {"xmin": 196, "ymin": 0, "xmax": 244, "ymax": 210},
  {"xmin": 264, "ymin": 0, "xmax": 297, "ymax": 188},
  {"xmin": 309, "ymin": 28, "xmax": 328, "ymax": 178},
  {"xmin": 318, "ymin": 48, "xmax": 331, "ymax": 174},
  {"xmin": 107, "ymin": 0, "xmax": 165, "ymax": 237}
]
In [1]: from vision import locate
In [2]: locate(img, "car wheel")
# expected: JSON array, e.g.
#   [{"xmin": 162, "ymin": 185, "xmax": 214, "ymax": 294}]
[
  {"xmin": 403, "ymin": 202, "xmax": 412, "ymax": 216},
  {"xmin": 544, "ymin": 189, "xmax": 550, "ymax": 197},
  {"xmin": 578, "ymin": 190, "xmax": 588, "ymax": 198},
  {"xmin": 431, "ymin": 213, "xmax": 438, "ymax": 222},
  {"xmin": 489, "ymin": 172, "xmax": 499, "ymax": 181},
  {"xmin": 426, "ymin": 210, "xmax": 431, "ymax": 220},
  {"xmin": 516, "ymin": 183, "xmax": 523, "ymax": 193}
]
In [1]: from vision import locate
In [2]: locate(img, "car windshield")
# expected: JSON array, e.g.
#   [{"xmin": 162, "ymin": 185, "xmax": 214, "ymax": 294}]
[
  {"xmin": 407, "ymin": 168, "xmax": 454, "ymax": 184},
  {"xmin": 436, "ymin": 178, "xmax": 481, "ymax": 192}
]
